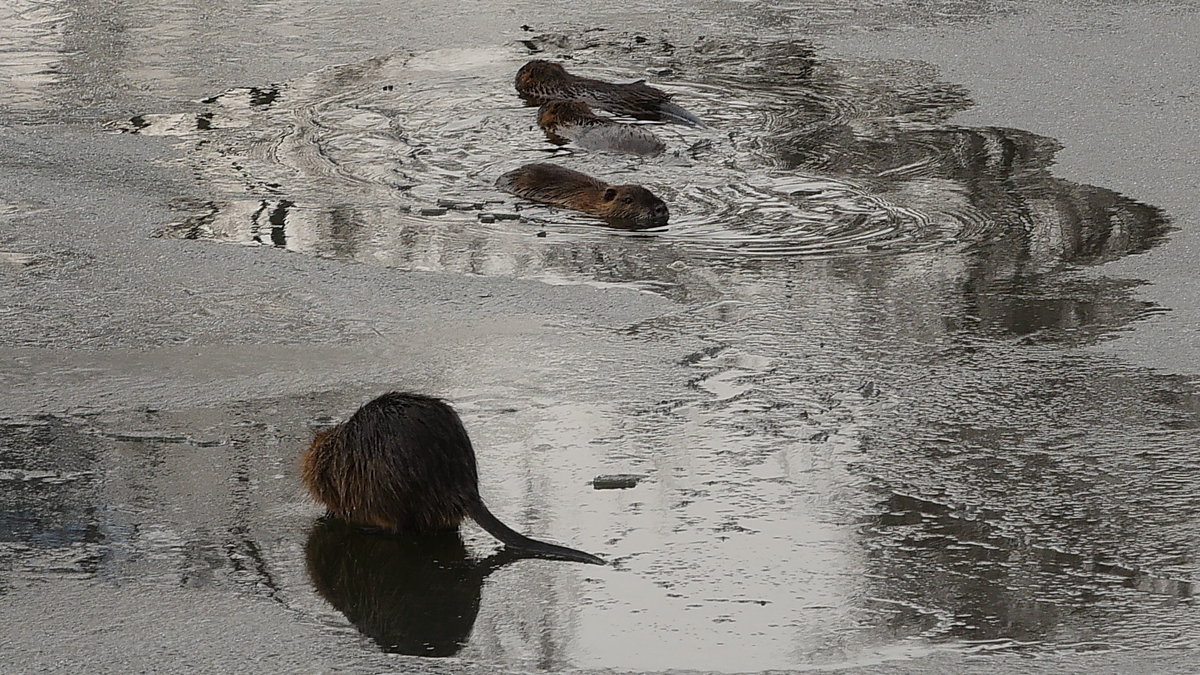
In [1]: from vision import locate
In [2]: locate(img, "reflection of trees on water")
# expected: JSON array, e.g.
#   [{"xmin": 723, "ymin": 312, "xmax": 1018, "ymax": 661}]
[
  {"xmin": 0, "ymin": 419, "xmax": 105, "ymax": 585},
  {"xmin": 666, "ymin": 40, "xmax": 1189, "ymax": 648},
  {"xmin": 740, "ymin": 41, "xmax": 1171, "ymax": 344},
  {"xmin": 0, "ymin": 414, "xmax": 296, "ymax": 608},
  {"xmin": 758, "ymin": 44, "xmax": 1169, "ymax": 261},
  {"xmin": 777, "ymin": 87, "xmax": 1185, "ymax": 643}
]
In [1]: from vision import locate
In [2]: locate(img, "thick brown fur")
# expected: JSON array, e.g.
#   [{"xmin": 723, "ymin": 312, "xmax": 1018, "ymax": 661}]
[
  {"xmin": 537, "ymin": 100, "xmax": 666, "ymax": 156},
  {"xmin": 515, "ymin": 60, "xmax": 704, "ymax": 127},
  {"xmin": 301, "ymin": 393, "xmax": 477, "ymax": 532},
  {"xmin": 301, "ymin": 392, "xmax": 604, "ymax": 565},
  {"xmin": 496, "ymin": 162, "xmax": 670, "ymax": 230}
]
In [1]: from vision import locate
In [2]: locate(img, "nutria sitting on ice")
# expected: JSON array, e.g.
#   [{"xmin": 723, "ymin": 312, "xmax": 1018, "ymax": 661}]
[
  {"xmin": 538, "ymin": 100, "xmax": 666, "ymax": 157},
  {"xmin": 301, "ymin": 392, "xmax": 604, "ymax": 565},
  {"xmin": 496, "ymin": 162, "xmax": 669, "ymax": 230},
  {"xmin": 515, "ymin": 59, "xmax": 704, "ymax": 127}
]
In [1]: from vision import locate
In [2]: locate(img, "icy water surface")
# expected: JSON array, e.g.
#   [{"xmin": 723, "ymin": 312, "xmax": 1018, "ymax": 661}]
[
  {"xmin": 132, "ymin": 34, "xmax": 1163, "ymax": 272},
  {"xmin": 3, "ymin": 12, "xmax": 1198, "ymax": 674}
]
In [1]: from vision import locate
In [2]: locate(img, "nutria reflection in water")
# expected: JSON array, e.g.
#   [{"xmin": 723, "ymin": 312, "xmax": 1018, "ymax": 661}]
[
  {"xmin": 496, "ymin": 162, "xmax": 670, "ymax": 230},
  {"xmin": 515, "ymin": 59, "xmax": 705, "ymax": 127},
  {"xmin": 301, "ymin": 392, "xmax": 604, "ymax": 565},
  {"xmin": 537, "ymin": 99, "xmax": 666, "ymax": 157},
  {"xmin": 305, "ymin": 517, "xmax": 527, "ymax": 656}
]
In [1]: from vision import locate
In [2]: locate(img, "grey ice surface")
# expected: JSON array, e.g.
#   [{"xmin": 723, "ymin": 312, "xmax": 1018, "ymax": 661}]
[{"xmin": 2, "ymin": 1, "xmax": 1199, "ymax": 673}]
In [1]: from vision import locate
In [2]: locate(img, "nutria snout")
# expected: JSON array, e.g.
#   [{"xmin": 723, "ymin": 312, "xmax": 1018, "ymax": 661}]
[
  {"xmin": 515, "ymin": 59, "xmax": 704, "ymax": 127},
  {"xmin": 300, "ymin": 392, "xmax": 605, "ymax": 565},
  {"xmin": 537, "ymin": 99, "xmax": 666, "ymax": 157},
  {"xmin": 496, "ymin": 162, "xmax": 669, "ymax": 230}
]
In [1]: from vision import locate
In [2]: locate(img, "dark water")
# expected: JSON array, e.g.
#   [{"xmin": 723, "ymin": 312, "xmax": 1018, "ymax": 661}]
[{"xmin": 3, "ymin": 9, "xmax": 1199, "ymax": 673}]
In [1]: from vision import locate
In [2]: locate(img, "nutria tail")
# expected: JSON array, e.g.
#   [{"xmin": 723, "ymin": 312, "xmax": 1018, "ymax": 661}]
[
  {"xmin": 468, "ymin": 499, "xmax": 605, "ymax": 565},
  {"xmin": 659, "ymin": 101, "xmax": 706, "ymax": 128}
]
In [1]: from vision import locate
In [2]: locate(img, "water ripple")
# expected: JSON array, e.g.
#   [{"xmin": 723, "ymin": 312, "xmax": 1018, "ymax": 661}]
[{"xmin": 125, "ymin": 35, "xmax": 1159, "ymax": 272}]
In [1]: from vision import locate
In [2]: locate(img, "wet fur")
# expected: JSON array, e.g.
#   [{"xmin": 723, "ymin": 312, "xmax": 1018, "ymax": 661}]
[
  {"xmin": 495, "ymin": 162, "xmax": 669, "ymax": 230},
  {"xmin": 516, "ymin": 60, "xmax": 704, "ymax": 127},
  {"xmin": 301, "ymin": 392, "xmax": 604, "ymax": 564},
  {"xmin": 538, "ymin": 100, "xmax": 666, "ymax": 157}
]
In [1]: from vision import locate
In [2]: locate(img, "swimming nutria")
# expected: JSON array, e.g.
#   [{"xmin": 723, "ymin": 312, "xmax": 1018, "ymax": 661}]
[
  {"xmin": 538, "ymin": 99, "xmax": 666, "ymax": 157},
  {"xmin": 495, "ymin": 162, "xmax": 669, "ymax": 230},
  {"xmin": 301, "ymin": 392, "xmax": 604, "ymax": 565},
  {"xmin": 515, "ymin": 60, "xmax": 704, "ymax": 127}
]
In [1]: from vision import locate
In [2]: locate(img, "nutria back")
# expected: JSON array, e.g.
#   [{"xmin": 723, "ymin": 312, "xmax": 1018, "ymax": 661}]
[
  {"xmin": 515, "ymin": 60, "xmax": 704, "ymax": 127},
  {"xmin": 301, "ymin": 392, "xmax": 605, "ymax": 564},
  {"xmin": 302, "ymin": 393, "xmax": 477, "ymax": 532},
  {"xmin": 496, "ymin": 162, "xmax": 669, "ymax": 229},
  {"xmin": 496, "ymin": 162, "xmax": 606, "ymax": 202},
  {"xmin": 538, "ymin": 100, "xmax": 666, "ymax": 157}
]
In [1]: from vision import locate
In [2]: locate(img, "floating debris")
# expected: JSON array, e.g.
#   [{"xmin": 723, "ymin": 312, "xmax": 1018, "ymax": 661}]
[
  {"xmin": 437, "ymin": 199, "xmax": 483, "ymax": 210},
  {"xmin": 104, "ymin": 430, "xmax": 189, "ymax": 443},
  {"xmin": 0, "ymin": 251, "xmax": 37, "ymax": 266},
  {"xmin": 187, "ymin": 435, "xmax": 226, "ymax": 447},
  {"xmin": 0, "ymin": 469, "xmax": 93, "ymax": 484},
  {"xmin": 592, "ymin": 474, "xmax": 646, "ymax": 490}
]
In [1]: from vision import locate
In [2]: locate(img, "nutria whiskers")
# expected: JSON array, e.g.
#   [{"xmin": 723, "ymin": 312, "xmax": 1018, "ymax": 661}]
[
  {"xmin": 301, "ymin": 392, "xmax": 605, "ymax": 565},
  {"xmin": 515, "ymin": 60, "xmax": 704, "ymax": 127}
]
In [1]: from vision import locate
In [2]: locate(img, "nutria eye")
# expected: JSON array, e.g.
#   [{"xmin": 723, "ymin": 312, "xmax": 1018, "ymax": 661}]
[{"xmin": 621, "ymin": 197, "xmax": 634, "ymax": 204}]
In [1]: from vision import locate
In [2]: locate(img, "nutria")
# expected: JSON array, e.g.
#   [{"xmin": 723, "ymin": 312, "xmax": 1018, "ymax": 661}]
[
  {"xmin": 301, "ymin": 392, "xmax": 604, "ymax": 565},
  {"xmin": 538, "ymin": 99, "xmax": 666, "ymax": 157},
  {"xmin": 515, "ymin": 60, "xmax": 704, "ymax": 127},
  {"xmin": 495, "ymin": 162, "xmax": 669, "ymax": 230}
]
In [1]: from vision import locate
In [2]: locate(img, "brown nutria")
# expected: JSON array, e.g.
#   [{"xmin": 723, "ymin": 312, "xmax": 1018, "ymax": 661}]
[
  {"xmin": 515, "ymin": 59, "xmax": 704, "ymax": 127},
  {"xmin": 495, "ymin": 162, "xmax": 669, "ymax": 230},
  {"xmin": 537, "ymin": 99, "xmax": 666, "ymax": 157},
  {"xmin": 301, "ymin": 392, "xmax": 604, "ymax": 565}
]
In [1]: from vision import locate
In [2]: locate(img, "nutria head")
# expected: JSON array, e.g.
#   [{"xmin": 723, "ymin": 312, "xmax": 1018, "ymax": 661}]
[
  {"xmin": 515, "ymin": 60, "xmax": 570, "ymax": 92},
  {"xmin": 537, "ymin": 99, "xmax": 599, "ymax": 130},
  {"xmin": 600, "ymin": 184, "xmax": 670, "ymax": 229}
]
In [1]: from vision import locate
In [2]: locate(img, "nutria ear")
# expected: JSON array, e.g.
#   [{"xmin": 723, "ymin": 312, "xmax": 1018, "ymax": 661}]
[{"xmin": 603, "ymin": 187, "xmax": 617, "ymax": 201}]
